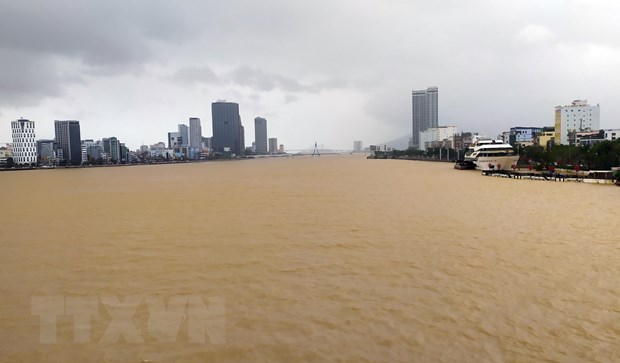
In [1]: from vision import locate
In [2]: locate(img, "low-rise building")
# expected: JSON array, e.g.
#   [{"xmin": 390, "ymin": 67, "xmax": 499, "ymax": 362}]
[
  {"xmin": 570, "ymin": 130, "xmax": 601, "ymax": 146},
  {"xmin": 87, "ymin": 145, "xmax": 104, "ymax": 161},
  {"xmin": 509, "ymin": 127, "xmax": 542, "ymax": 147},
  {"xmin": 0, "ymin": 147, "xmax": 13, "ymax": 159},
  {"xmin": 419, "ymin": 126, "xmax": 457, "ymax": 150},
  {"xmin": 498, "ymin": 131, "xmax": 510, "ymax": 144},
  {"xmin": 269, "ymin": 138, "xmax": 278, "ymax": 154},
  {"xmin": 602, "ymin": 129, "xmax": 620, "ymax": 141},
  {"xmin": 534, "ymin": 127, "xmax": 555, "ymax": 150},
  {"xmin": 454, "ymin": 132, "xmax": 483, "ymax": 150},
  {"xmin": 202, "ymin": 137, "xmax": 212, "ymax": 151},
  {"xmin": 37, "ymin": 139, "xmax": 56, "ymax": 164}
]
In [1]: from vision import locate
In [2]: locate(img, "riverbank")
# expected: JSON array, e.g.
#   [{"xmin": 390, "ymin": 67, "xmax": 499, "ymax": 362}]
[
  {"xmin": 368, "ymin": 155, "xmax": 455, "ymax": 163},
  {"xmin": 373, "ymin": 156, "xmax": 620, "ymax": 186},
  {"xmin": 0, "ymin": 157, "xmax": 254, "ymax": 173},
  {"xmin": 480, "ymin": 169, "xmax": 619, "ymax": 185}
]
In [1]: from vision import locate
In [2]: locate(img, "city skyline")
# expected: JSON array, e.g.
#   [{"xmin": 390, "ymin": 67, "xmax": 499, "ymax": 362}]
[{"xmin": 2, "ymin": 1, "xmax": 620, "ymax": 149}]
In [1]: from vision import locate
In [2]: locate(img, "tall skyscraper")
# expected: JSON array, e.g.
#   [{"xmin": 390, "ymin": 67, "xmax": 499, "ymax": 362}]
[
  {"xmin": 189, "ymin": 118, "xmax": 202, "ymax": 149},
  {"xmin": 254, "ymin": 117, "xmax": 268, "ymax": 154},
  {"xmin": 54, "ymin": 120, "xmax": 82, "ymax": 165},
  {"xmin": 212, "ymin": 100, "xmax": 244, "ymax": 155},
  {"xmin": 411, "ymin": 87, "xmax": 439, "ymax": 149},
  {"xmin": 11, "ymin": 118, "xmax": 37, "ymax": 165}
]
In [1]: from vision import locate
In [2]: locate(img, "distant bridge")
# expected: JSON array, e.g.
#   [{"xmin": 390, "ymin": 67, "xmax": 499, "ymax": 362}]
[{"xmin": 285, "ymin": 149, "xmax": 354, "ymax": 156}]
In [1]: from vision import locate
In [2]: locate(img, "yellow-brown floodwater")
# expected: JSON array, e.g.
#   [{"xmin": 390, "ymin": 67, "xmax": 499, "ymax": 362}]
[{"xmin": 1, "ymin": 155, "xmax": 619, "ymax": 362}]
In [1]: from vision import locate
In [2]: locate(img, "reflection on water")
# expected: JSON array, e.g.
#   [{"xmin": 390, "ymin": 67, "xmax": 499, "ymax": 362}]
[{"xmin": 1, "ymin": 156, "xmax": 619, "ymax": 362}]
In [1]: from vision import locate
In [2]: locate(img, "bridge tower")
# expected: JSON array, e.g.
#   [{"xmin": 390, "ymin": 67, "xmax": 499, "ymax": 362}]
[{"xmin": 312, "ymin": 141, "xmax": 320, "ymax": 158}]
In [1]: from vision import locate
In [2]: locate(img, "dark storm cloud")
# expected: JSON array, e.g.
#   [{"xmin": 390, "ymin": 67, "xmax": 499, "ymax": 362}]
[
  {"xmin": 225, "ymin": 66, "xmax": 316, "ymax": 93},
  {"xmin": 171, "ymin": 66, "xmax": 221, "ymax": 85},
  {"xmin": 284, "ymin": 94, "xmax": 299, "ymax": 104},
  {"xmin": 0, "ymin": 49, "xmax": 75, "ymax": 106},
  {"xmin": 170, "ymin": 64, "xmax": 348, "ymax": 96},
  {"xmin": 0, "ymin": 0, "xmax": 191, "ymax": 106},
  {"xmin": 0, "ymin": 0, "xmax": 189, "ymax": 65}
]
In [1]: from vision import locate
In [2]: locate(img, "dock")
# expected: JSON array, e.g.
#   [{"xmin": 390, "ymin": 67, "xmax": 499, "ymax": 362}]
[{"xmin": 480, "ymin": 169, "xmax": 618, "ymax": 184}]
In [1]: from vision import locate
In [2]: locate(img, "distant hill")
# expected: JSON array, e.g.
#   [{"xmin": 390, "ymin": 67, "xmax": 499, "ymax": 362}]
[{"xmin": 375, "ymin": 134, "xmax": 411, "ymax": 150}]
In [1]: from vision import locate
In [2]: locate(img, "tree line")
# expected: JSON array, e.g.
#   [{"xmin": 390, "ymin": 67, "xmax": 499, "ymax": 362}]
[
  {"xmin": 375, "ymin": 139, "xmax": 620, "ymax": 171},
  {"xmin": 518, "ymin": 139, "xmax": 620, "ymax": 170}
]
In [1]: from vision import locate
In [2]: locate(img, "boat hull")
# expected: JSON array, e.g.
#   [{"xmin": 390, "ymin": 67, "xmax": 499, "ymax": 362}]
[{"xmin": 467, "ymin": 156, "xmax": 520, "ymax": 171}]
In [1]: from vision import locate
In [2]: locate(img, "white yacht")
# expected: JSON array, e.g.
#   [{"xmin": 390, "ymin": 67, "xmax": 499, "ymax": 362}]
[{"xmin": 464, "ymin": 139, "xmax": 520, "ymax": 171}]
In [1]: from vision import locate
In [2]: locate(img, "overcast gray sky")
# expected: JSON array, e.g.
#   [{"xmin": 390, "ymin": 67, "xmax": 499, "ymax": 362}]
[{"xmin": 1, "ymin": 0, "xmax": 620, "ymax": 150}]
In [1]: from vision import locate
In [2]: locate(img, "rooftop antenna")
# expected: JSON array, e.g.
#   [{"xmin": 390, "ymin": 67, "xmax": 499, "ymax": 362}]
[{"xmin": 312, "ymin": 141, "xmax": 320, "ymax": 158}]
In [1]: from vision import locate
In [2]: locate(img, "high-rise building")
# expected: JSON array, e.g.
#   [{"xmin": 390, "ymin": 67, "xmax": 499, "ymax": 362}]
[
  {"xmin": 11, "ymin": 118, "xmax": 37, "ymax": 165},
  {"xmin": 189, "ymin": 118, "xmax": 202, "ymax": 149},
  {"xmin": 178, "ymin": 124, "xmax": 189, "ymax": 147},
  {"xmin": 167, "ymin": 132, "xmax": 180, "ymax": 149},
  {"xmin": 240, "ymin": 125, "xmax": 245, "ymax": 153},
  {"xmin": 268, "ymin": 137, "xmax": 278, "ymax": 154},
  {"xmin": 427, "ymin": 87, "xmax": 438, "ymax": 129},
  {"xmin": 102, "ymin": 138, "xmax": 110, "ymax": 155},
  {"xmin": 36, "ymin": 139, "xmax": 55, "ymax": 164},
  {"xmin": 81, "ymin": 139, "xmax": 98, "ymax": 163},
  {"xmin": 554, "ymin": 100, "xmax": 600, "ymax": 145},
  {"xmin": 254, "ymin": 117, "xmax": 268, "ymax": 154},
  {"xmin": 411, "ymin": 87, "xmax": 439, "ymax": 149},
  {"xmin": 202, "ymin": 137, "xmax": 212, "ymax": 151},
  {"xmin": 102, "ymin": 137, "xmax": 121, "ymax": 163},
  {"xmin": 353, "ymin": 140, "xmax": 363, "ymax": 152},
  {"xmin": 212, "ymin": 101, "xmax": 244, "ymax": 155},
  {"xmin": 110, "ymin": 138, "xmax": 121, "ymax": 163},
  {"xmin": 120, "ymin": 143, "xmax": 129, "ymax": 164},
  {"xmin": 54, "ymin": 120, "xmax": 82, "ymax": 165}
]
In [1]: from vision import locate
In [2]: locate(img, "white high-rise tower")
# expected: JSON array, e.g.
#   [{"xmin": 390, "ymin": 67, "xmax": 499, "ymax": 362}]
[
  {"xmin": 11, "ymin": 118, "xmax": 37, "ymax": 164},
  {"xmin": 554, "ymin": 100, "xmax": 600, "ymax": 145}
]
